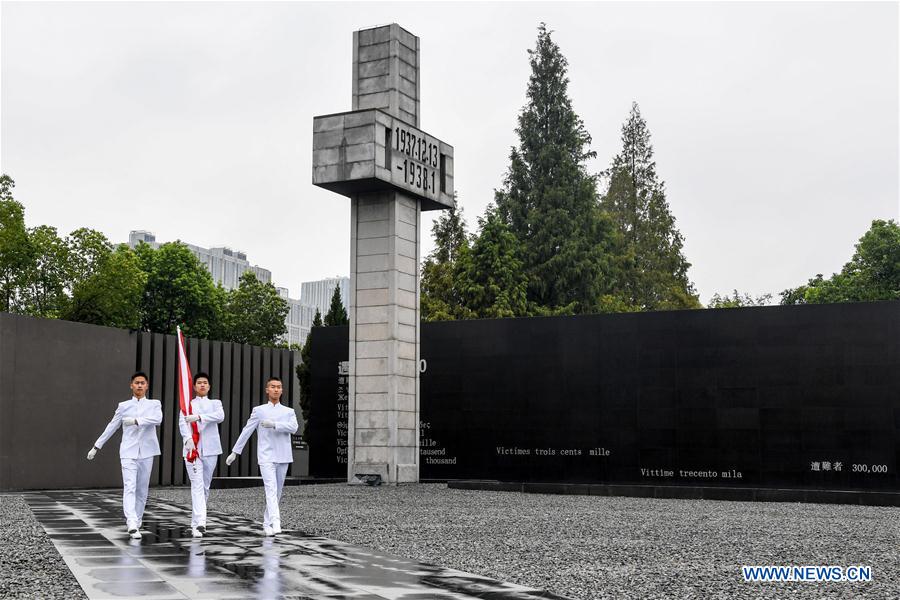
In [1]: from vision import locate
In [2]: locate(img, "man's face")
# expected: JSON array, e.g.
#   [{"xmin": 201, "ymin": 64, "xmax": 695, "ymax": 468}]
[
  {"xmin": 131, "ymin": 376, "xmax": 148, "ymax": 398},
  {"xmin": 265, "ymin": 380, "xmax": 283, "ymax": 403},
  {"xmin": 194, "ymin": 378, "xmax": 210, "ymax": 397}
]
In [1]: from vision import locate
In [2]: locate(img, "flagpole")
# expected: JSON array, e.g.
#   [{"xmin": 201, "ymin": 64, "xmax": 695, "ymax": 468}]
[{"xmin": 177, "ymin": 326, "xmax": 200, "ymax": 463}]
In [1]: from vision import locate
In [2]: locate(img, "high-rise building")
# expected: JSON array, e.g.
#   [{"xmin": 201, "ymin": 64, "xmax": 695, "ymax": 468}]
[
  {"xmin": 127, "ymin": 230, "xmax": 301, "ymax": 346},
  {"xmin": 277, "ymin": 287, "xmax": 318, "ymax": 348},
  {"xmin": 300, "ymin": 276, "xmax": 350, "ymax": 317},
  {"xmin": 128, "ymin": 231, "xmax": 271, "ymax": 290}
]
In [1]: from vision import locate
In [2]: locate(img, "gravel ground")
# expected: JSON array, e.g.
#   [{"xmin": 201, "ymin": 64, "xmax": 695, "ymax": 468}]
[
  {"xmin": 0, "ymin": 494, "xmax": 87, "ymax": 600},
  {"xmin": 150, "ymin": 483, "xmax": 898, "ymax": 600},
  {"xmin": 3, "ymin": 486, "xmax": 896, "ymax": 599}
]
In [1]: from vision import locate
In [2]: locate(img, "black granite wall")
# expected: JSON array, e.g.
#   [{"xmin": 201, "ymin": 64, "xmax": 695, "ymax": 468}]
[
  {"xmin": 309, "ymin": 301, "xmax": 900, "ymax": 490},
  {"xmin": 0, "ymin": 313, "xmax": 298, "ymax": 491}
]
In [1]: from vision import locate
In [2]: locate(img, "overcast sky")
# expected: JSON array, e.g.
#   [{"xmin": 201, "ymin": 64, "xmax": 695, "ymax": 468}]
[{"xmin": 2, "ymin": 1, "xmax": 897, "ymax": 303}]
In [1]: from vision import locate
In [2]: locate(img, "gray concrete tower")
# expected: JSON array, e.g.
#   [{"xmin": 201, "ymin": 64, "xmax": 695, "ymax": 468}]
[{"xmin": 312, "ymin": 24, "xmax": 455, "ymax": 484}]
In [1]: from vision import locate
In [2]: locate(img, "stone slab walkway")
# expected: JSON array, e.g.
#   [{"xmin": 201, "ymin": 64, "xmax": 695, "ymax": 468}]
[{"xmin": 25, "ymin": 490, "xmax": 573, "ymax": 600}]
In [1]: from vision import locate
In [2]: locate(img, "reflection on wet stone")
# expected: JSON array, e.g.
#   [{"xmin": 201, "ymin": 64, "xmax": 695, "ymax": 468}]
[{"xmin": 26, "ymin": 490, "xmax": 573, "ymax": 600}]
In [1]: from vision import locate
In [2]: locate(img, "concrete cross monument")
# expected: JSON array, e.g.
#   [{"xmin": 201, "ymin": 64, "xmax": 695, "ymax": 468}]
[{"xmin": 312, "ymin": 24, "xmax": 455, "ymax": 484}]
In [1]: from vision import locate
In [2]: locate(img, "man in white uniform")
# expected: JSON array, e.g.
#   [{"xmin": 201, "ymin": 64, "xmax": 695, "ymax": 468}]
[
  {"xmin": 179, "ymin": 371, "xmax": 225, "ymax": 538},
  {"xmin": 226, "ymin": 376, "xmax": 298, "ymax": 536},
  {"xmin": 87, "ymin": 372, "xmax": 163, "ymax": 540}
]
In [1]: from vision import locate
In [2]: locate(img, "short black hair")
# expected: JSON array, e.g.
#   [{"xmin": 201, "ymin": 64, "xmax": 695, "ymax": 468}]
[
  {"xmin": 193, "ymin": 371, "xmax": 210, "ymax": 383},
  {"xmin": 131, "ymin": 371, "xmax": 148, "ymax": 382},
  {"xmin": 266, "ymin": 376, "xmax": 282, "ymax": 385}
]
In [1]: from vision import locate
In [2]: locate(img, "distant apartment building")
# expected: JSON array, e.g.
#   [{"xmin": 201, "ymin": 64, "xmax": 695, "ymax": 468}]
[
  {"xmin": 128, "ymin": 230, "xmax": 301, "ymax": 346},
  {"xmin": 127, "ymin": 231, "xmax": 272, "ymax": 291},
  {"xmin": 300, "ymin": 276, "xmax": 350, "ymax": 317},
  {"xmin": 277, "ymin": 287, "xmax": 318, "ymax": 348}
]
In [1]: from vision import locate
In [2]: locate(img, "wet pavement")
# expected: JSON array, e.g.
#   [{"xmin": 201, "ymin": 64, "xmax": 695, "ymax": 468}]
[{"xmin": 25, "ymin": 490, "xmax": 573, "ymax": 600}]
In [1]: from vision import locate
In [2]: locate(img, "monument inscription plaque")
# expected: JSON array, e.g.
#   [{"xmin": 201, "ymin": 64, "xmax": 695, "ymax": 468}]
[{"xmin": 312, "ymin": 109, "xmax": 454, "ymax": 210}]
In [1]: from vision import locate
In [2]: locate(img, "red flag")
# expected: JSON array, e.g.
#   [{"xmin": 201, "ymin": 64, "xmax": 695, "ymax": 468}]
[{"xmin": 177, "ymin": 326, "xmax": 200, "ymax": 463}]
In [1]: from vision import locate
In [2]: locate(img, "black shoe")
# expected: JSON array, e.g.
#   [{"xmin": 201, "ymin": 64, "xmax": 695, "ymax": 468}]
[{"xmin": 197, "ymin": 525, "xmax": 206, "ymax": 534}]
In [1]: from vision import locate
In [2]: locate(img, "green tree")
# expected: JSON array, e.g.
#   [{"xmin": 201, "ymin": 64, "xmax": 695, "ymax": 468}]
[
  {"xmin": 601, "ymin": 102, "xmax": 700, "ymax": 311},
  {"xmin": 421, "ymin": 206, "xmax": 469, "ymax": 321},
  {"xmin": 781, "ymin": 219, "xmax": 900, "ymax": 305},
  {"xmin": 63, "ymin": 244, "xmax": 146, "ymax": 329},
  {"xmin": 455, "ymin": 206, "xmax": 529, "ymax": 319},
  {"xmin": 66, "ymin": 227, "xmax": 113, "ymax": 288},
  {"xmin": 296, "ymin": 308, "xmax": 322, "ymax": 441},
  {"xmin": 222, "ymin": 271, "xmax": 289, "ymax": 346},
  {"xmin": 494, "ymin": 24, "xmax": 615, "ymax": 314},
  {"xmin": 0, "ymin": 175, "xmax": 34, "ymax": 313},
  {"xmin": 20, "ymin": 225, "xmax": 70, "ymax": 318},
  {"xmin": 323, "ymin": 285, "xmax": 348, "ymax": 327},
  {"xmin": 136, "ymin": 241, "xmax": 222, "ymax": 338},
  {"xmin": 708, "ymin": 290, "xmax": 773, "ymax": 309}
]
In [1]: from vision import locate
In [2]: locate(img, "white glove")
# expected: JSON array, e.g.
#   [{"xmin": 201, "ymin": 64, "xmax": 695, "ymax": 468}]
[
  {"xmin": 225, "ymin": 452, "xmax": 237, "ymax": 466},
  {"xmin": 261, "ymin": 420, "xmax": 275, "ymax": 429},
  {"xmin": 87, "ymin": 447, "xmax": 98, "ymax": 460},
  {"xmin": 184, "ymin": 438, "xmax": 196, "ymax": 452},
  {"xmin": 123, "ymin": 417, "xmax": 138, "ymax": 426},
  {"xmin": 185, "ymin": 414, "xmax": 200, "ymax": 423}
]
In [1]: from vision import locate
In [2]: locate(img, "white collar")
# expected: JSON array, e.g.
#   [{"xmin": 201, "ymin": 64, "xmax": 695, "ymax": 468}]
[
  {"xmin": 192, "ymin": 395, "xmax": 208, "ymax": 402},
  {"xmin": 131, "ymin": 396, "xmax": 146, "ymax": 402}
]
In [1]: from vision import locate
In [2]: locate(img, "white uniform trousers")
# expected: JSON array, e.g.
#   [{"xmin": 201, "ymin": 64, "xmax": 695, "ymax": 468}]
[
  {"xmin": 121, "ymin": 457, "xmax": 153, "ymax": 529},
  {"xmin": 184, "ymin": 456, "xmax": 218, "ymax": 527},
  {"xmin": 260, "ymin": 462, "xmax": 289, "ymax": 528}
]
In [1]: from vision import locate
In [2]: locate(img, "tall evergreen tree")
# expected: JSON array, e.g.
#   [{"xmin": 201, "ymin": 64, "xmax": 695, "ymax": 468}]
[
  {"xmin": 455, "ymin": 207, "xmax": 529, "ymax": 319},
  {"xmin": 494, "ymin": 24, "xmax": 614, "ymax": 314},
  {"xmin": 601, "ymin": 102, "xmax": 700, "ymax": 310},
  {"xmin": 296, "ymin": 308, "xmax": 323, "ymax": 441},
  {"xmin": 421, "ymin": 205, "xmax": 469, "ymax": 321},
  {"xmin": 323, "ymin": 285, "xmax": 348, "ymax": 326}
]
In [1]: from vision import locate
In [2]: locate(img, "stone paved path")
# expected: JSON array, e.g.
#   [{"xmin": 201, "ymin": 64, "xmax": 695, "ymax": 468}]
[{"xmin": 25, "ymin": 490, "xmax": 573, "ymax": 600}]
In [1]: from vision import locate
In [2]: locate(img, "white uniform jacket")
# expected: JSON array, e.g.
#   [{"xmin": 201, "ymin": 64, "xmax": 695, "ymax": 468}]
[
  {"xmin": 178, "ymin": 397, "xmax": 225, "ymax": 458},
  {"xmin": 232, "ymin": 402, "xmax": 299, "ymax": 464},
  {"xmin": 94, "ymin": 397, "xmax": 163, "ymax": 458}
]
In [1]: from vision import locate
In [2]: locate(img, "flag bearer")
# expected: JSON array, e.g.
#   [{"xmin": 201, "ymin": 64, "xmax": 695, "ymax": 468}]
[
  {"xmin": 226, "ymin": 376, "xmax": 298, "ymax": 536},
  {"xmin": 87, "ymin": 372, "xmax": 163, "ymax": 540},
  {"xmin": 179, "ymin": 371, "xmax": 225, "ymax": 538}
]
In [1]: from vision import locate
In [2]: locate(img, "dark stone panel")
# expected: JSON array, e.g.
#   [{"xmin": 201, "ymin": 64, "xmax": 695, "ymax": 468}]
[
  {"xmin": 654, "ymin": 486, "xmax": 704, "ymax": 500},
  {"xmin": 700, "ymin": 487, "xmax": 755, "ymax": 502},
  {"xmin": 1, "ymin": 314, "xmax": 300, "ymax": 490},
  {"xmin": 452, "ymin": 481, "xmax": 900, "ymax": 508},
  {"xmin": 241, "ymin": 345, "xmax": 253, "ymax": 477},
  {"xmin": 858, "ymin": 492, "xmax": 900, "ymax": 507},
  {"xmin": 755, "ymin": 488, "xmax": 804, "ymax": 503},
  {"xmin": 305, "ymin": 301, "xmax": 900, "ymax": 496},
  {"xmin": 0, "ymin": 314, "xmax": 135, "ymax": 490},
  {"xmin": 249, "ymin": 345, "xmax": 261, "ymax": 478},
  {"xmin": 161, "ymin": 334, "xmax": 177, "ymax": 487},
  {"xmin": 211, "ymin": 341, "xmax": 225, "ymax": 476},
  {"xmin": 804, "ymin": 490, "xmax": 861, "ymax": 505},
  {"xmin": 149, "ymin": 333, "xmax": 164, "ymax": 486},
  {"xmin": 605, "ymin": 485, "xmax": 655, "ymax": 499},
  {"xmin": 228, "ymin": 343, "xmax": 242, "ymax": 477}
]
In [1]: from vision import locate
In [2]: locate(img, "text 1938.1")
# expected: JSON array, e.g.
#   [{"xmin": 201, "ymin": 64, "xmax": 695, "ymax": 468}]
[{"xmin": 394, "ymin": 126, "xmax": 438, "ymax": 193}]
